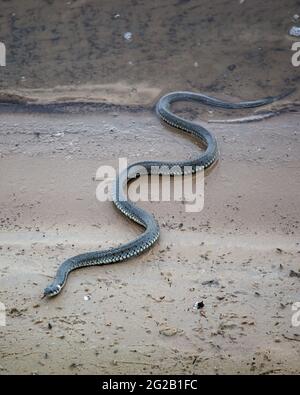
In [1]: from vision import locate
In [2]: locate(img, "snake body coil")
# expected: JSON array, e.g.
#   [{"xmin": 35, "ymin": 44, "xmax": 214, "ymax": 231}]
[{"xmin": 44, "ymin": 90, "xmax": 291, "ymax": 297}]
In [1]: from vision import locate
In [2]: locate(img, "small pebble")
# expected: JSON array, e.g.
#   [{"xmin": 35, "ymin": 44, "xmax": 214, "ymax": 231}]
[
  {"xmin": 193, "ymin": 301, "xmax": 205, "ymax": 310},
  {"xmin": 289, "ymin": 26, "xmax": 300, "ymax": 37},
  {"xmin": 228, "ymin": 64, "xmax": 236, "ymax": 71},
  {"xmin": 123, "ymin": 32, "xmax": 133, "ymax": 41}
]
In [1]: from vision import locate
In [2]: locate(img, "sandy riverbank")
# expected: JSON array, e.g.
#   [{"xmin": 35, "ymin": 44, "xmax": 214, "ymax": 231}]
[
  {"xmin": 0, "ymin": 106, "xmax": 299, "ymax": 374},
  {"xmin": 0, "ymin": 0, "xmax": 300, "ymax": 375}
]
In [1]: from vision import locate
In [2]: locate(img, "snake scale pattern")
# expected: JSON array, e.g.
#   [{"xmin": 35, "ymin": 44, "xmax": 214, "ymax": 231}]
[{"xmin": 43, "ymin": 89, "xmax": 292, "ymax": 297}]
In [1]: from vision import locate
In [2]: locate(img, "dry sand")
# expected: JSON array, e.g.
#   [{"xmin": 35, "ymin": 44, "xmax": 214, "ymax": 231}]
[{"xmin": 0, "ymin": 105, "xmax": 299, "ymax": 374}]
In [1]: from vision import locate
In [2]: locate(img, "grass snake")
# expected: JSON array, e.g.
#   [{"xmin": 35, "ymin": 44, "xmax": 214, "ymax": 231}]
[{"xmin": 43, "ymin": 89, "xmax": 293, "ymax": 297}]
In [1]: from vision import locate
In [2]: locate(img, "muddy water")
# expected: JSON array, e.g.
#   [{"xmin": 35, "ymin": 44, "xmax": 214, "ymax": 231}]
[{"xmin": 0, "ymin": 0, "xmax": 299, "ymax": 103}]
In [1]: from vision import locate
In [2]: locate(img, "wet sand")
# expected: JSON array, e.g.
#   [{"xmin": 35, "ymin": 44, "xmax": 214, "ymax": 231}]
[
  {"xmin": 0, "ymin": 107, "xmax": 299, "ymax": 374},
  {"xmin": 1, "ymin": 0, "xmax": 300, "ymax": 104},
  {"xmin": 0, "ymin": 0, "xmax": 300, "ymax": 376}
]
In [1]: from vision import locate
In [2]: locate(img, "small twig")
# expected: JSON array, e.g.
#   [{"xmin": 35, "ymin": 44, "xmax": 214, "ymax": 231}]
[
  {"xmin": 208, "ymin": 112, "xmax": 277, "ymax": 124},
  {"xmin": 282, "ymin": 334, "xmax": 300, "ymax": 342},
  {"xmin": 258, "ymin": 368, "xmax": 282, "ymax": 375},
  {"xmin": 113, "ymin": 360, "xmax": 159, "ymax": 367}
]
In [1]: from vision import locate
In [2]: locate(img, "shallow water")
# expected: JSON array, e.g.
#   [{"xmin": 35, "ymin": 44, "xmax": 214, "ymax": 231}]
[{"xmin": 0, "ymin": 0, "xmax": 299, "ymax": 103}]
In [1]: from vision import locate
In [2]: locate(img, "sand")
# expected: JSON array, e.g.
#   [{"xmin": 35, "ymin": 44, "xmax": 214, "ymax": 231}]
[
  {"xmin": 0, "ymin": 106, "xmax": 299, "ymax": 374},
  {"xmin": 0, "ymin": 0, "xmax": 300, "ymax": 376}
]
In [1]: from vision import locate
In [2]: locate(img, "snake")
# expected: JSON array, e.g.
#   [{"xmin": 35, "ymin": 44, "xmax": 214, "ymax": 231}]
[{"xmin": 43, "ymin": 89, "xmax": 293, "ymax": 297}]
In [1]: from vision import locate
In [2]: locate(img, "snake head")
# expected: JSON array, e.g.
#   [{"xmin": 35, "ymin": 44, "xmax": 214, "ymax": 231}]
[{"xmin": 43, "ymin": 284, "xmax": 62, "ymax": 298}]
